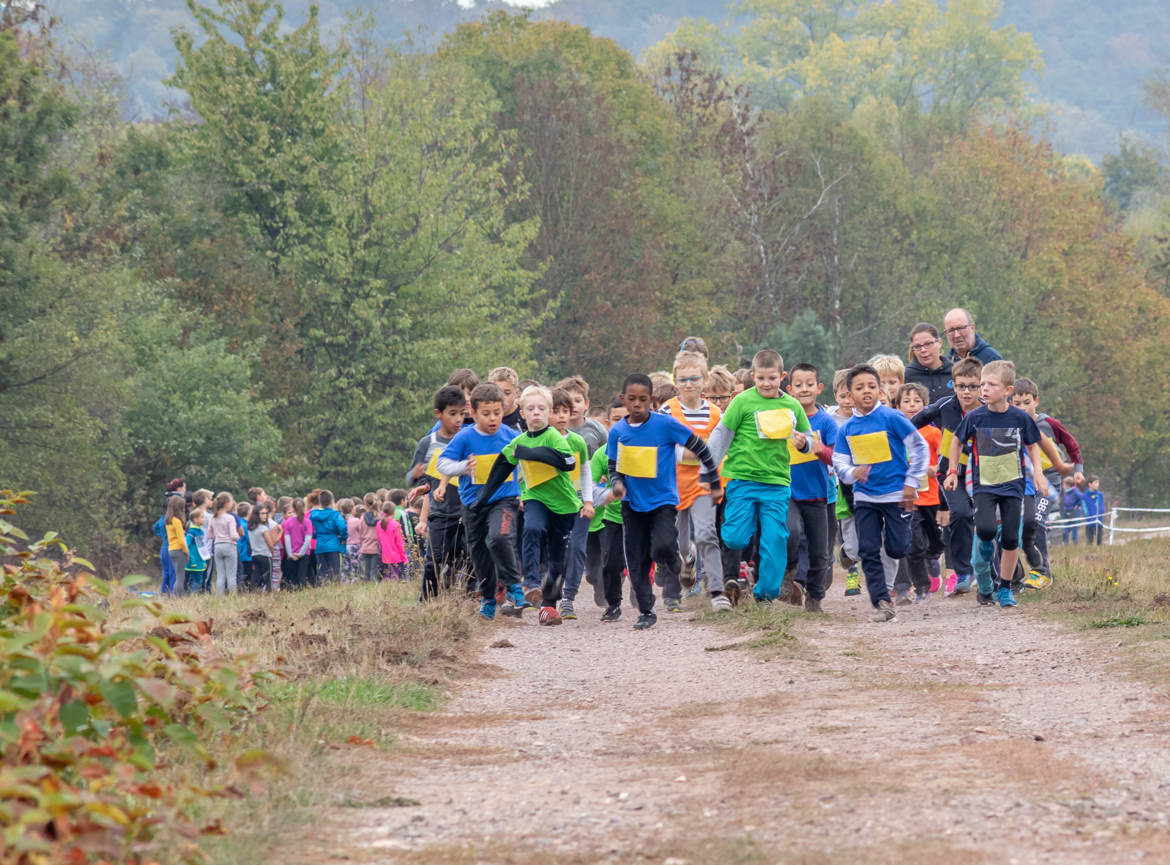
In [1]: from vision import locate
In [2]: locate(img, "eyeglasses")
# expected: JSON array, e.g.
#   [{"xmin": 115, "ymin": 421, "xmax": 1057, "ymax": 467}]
[
  {"xmin": 708, "ymin": 393, "xmax": 732, "ymax": 402},
  {"xmin": 676, "ymin": 375, "xmax": 702, "ymax": 384},
  {"xmin": 953, "ymin": 383, "xmax": 979, "ymax": 392},
  {"xmin": 911, "ymin": 339, "xmax": 939, "ymax": 351},
  {"xmin": 944, "ymin": 324, "xmax": 972, "ymax": 336}
]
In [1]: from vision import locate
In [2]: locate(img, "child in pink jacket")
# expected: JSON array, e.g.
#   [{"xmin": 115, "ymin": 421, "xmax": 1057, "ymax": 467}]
[{"xmin": 377, "ymin": 500, "xmax": 408, "ymax": 580}]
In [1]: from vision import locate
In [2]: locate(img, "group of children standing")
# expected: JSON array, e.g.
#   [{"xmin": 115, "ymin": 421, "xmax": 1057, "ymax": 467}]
[
  {"xmin": 404, "ymin": 330, "xmax": 1089, "ymax": 628},
  {"xmin": 155, "ymin": 481, "xmax": 422, "ymax": 596}
]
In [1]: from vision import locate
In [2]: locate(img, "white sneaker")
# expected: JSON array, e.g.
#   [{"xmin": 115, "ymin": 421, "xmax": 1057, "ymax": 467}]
[{"xmin": 710, "ymin": 594, "xmax": 733, "ymax": 612}]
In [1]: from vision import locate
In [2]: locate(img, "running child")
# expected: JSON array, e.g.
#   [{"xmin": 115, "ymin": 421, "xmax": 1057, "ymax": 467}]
[
  {"xmin": 944, "ymin": 360, "xmax": 1047, "ymax": 608},
  {"xmin": 607, "ymin": 373, "xmax": 722, "ymax": 629},
  {"xmin": 549, "ymin": 387, "xmax": 594, "ymax": 620},
  {"xmin": 833, "ymin": 364, "xmax": 929, "ymax": 622},
  {"xmin": 475, "ymin": 385, "xmax": 588, "ymax": 626},
  {"xmin": 661, "ymin": 352, "xmax": 724, "ymax": 611},
  {"xmin": 705, "ymin": 350, "xmax": 812, "ymax": 605},
  {"xmin": 409, "ymin": 385, "xmax": 468, "ymax": 599},
  {"xmin": 438, "ymin": 382, "xmax": 526, "ymax": 619},
  {"xmin": 896, "ymin": 382, "xmax": 944, "ymax": 602}
]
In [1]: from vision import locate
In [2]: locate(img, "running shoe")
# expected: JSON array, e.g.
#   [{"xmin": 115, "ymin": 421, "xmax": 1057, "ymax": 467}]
[
  {"xmin": 780, "ymin": 579, "xmax": 804, "ymax": 607},
  {"xmin": 929, "ymin": 575, "xmax": 942, "ymax": 594},
  {"xmin": 499, "ymin": 599, "xmax": 522, "ymax": 618},
  {"xmin": 951, "ymin": 575, "xmax": 973, "ymax": 595},
  {"xmin": 664, "ymin": 597, "xmax": 683, "ymax": 613},
  {"xmin": 871, "ymin": 600, "xmax": 896, "ymax": 622},
  {"xmin": 634, "ymin": 612, "xmax": 657, "ymax": 630},
  {"xmin": 844, "ymin": 569, "xmax": 861, "ymax": 596},
  {"xmin": 560, "ymin": 599, "xmax": 577, "ymax": 620},
  {"xmin": 894, "ymin": 589, "xmax": 913, "ymax": 606},
  {"xmin": 913, "ymin": 589, "xmax": 930, "ymax": 605},
  {"xmin": 478, "ymin": 599, "xmax": 496, "ymax": 620},
  {"xmin": 507, "ymin": 583, "xmax": 528, "ymax": 609},
  {"xmin": 601, "ymin": 605, "xmax": 622, "ymax": 622},
  {"xmin": 977, "ymin": 592, "xmax": 994, "ymax": 606},
  {"xmin": 711, "ymin": 594, "xmax": 733, "ymax": 612},
  {"xmin": 680, "ymin": 553, "xmax": 697, "ymax": 590},
  {"xmin": 996, "ymin": 587, "xmax": 1017, "ymax": 608},
  {"xmin": 1021, "ymin": 569, "xmax": 1052, "ymax": 590},
  {"xmin": 804, "ymin": 595, "xmax": 824, "ymax": 614},
  {"xmin": 538, "ymin": 605, "xmax": 562, "ymax": 626},
  {"xmin": 524, "ymin": 586, "xmax": 543, "ymax": 606},
  {"xmin": 944, "ymin": 572, "xmax": 958, "ymax": 594},
  {"xmin": 722, "ymin": 579, "xmax": 742, "ymax": 607}
]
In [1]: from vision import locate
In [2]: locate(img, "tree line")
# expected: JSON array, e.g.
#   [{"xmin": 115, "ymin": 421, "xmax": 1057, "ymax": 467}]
[{"xmin": 2, "ymin": 0, "xmax": 1168, "ymax": 571}]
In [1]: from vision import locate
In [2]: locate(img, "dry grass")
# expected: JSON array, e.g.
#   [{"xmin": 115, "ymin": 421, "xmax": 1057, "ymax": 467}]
[{"xmin": 122, "ymin": 581, "xmax": 491, "ymax": 865}]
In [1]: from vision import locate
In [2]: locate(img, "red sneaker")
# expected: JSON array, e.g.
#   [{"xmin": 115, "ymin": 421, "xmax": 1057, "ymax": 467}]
[{"xmin": 538, "ymin": 605, "xmax": 562, "ymax": 626}]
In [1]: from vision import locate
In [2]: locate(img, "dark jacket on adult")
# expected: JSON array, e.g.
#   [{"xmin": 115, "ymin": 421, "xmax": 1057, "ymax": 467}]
[
  {"xmin": 949, "ymin": 333, "xmax": 1002, "ymax": 365},
  {"xmin": 905, "ymin": 356, "xmax": 954, "ymax": 406}
]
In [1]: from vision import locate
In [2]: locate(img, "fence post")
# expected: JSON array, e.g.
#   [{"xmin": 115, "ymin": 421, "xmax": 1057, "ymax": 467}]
[{"xmin": 1108, "ymin": 505, "xmax": 1118, "ymax": 546}]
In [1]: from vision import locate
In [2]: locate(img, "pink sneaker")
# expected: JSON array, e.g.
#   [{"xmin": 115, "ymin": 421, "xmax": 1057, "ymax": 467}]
[
  {"xmin": 944, "ymin": 573, "xmax": 958, "ymax": 595},
  {"xmin": 929, "ymin": 575, "xmax": 942, "ymax": 593}
]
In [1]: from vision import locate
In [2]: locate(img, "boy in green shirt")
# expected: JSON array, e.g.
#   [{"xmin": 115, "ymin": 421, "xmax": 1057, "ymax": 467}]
[
  {"xmin": 707, "ymin": 350, "xmax": 813, "ymax": 603},
  {"xmin": 476, "ymin": 385, "xmax": 592, "ymax": 626}
]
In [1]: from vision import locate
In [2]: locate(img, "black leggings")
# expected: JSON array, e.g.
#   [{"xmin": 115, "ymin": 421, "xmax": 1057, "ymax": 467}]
[{"xmin": 973, "ymin": 493, "xmax": 1023, "ymax": 551}]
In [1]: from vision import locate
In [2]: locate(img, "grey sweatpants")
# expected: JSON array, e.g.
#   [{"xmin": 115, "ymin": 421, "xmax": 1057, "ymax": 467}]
[
  {"xmin": 676, "ymin": 494, "xmax": 720, "ymax": 595},
  {"xmin": 214, "ymin": 541, "xmax": 238, "ymax": 595}
]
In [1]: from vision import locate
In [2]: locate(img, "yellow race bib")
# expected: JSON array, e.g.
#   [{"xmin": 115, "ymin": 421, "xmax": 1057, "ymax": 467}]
[
  {"xmin": 848, "ymin": 431, "xmax": 892, "ymax": 465},
  {"xmin": 425, "ymin": 449, "xmax": 443, "ymax": 480},
  {"xmin": 788, "ymin": 431, "xmax": 819, "ymax": 465},
  {"xmin": 570, "ymin": 460, "xmax": 583, "ymax": 492},
  {"xmin": 617, "ymin": 443, "xmax": 658, "ymax": 478},
  {"xmin": 755, "ymin": 409, "xmax": 794, "ymax": 440},
  {"xmin": 520, "ymin": 460, "xmax": 558, "ymax": 488},
  {"xmin": 473, "ymin": 454, "xmax": 499, "ymax": 485},
  {"xmin": 939, "ymin": 427, "xmax": 954, "ymax": 458}
]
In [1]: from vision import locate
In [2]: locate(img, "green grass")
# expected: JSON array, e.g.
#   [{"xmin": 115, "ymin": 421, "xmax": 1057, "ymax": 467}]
[{"xmin": 272, "ymin": 675, "xmax": 440, "ymax": 711}]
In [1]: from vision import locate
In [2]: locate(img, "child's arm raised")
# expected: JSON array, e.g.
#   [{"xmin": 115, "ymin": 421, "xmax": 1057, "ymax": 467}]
[{"xmin": 513, "ymin": 443, "xmax": 576, "ymax": 471}]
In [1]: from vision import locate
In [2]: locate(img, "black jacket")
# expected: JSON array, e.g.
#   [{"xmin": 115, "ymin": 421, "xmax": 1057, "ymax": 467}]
[{"xmin": 905, "ymin": 357, "xmax": 954, "ymax": 406}]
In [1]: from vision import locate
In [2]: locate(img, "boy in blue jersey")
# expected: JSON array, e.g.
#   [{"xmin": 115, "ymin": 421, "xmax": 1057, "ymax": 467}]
[
  {"xmin": 783, "ymin": 363, "xmax": 838, "ymax": 613},
  {"xmin": 607, "ymin": 373, "xmax": 722, "ymax": 631},
  {"xmin": 436, "ymin": 382, "xmax": 524, "ymax": 620},
  {"xmin": 944, "ymin": 360, "xmax": 1047, "ymax": 608},
  {"xmin": 833, "ymin": 364, "xmax": 930, "ymax": 622}
]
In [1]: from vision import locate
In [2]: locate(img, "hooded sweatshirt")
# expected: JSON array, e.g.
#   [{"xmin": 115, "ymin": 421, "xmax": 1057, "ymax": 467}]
[
  {"xmin": 359, "ymin": 511, "xmax": 381, "ymax": 555},
  {"xmin": 904, "ymin": 357, "xmax": 955, "ymax": 406}
]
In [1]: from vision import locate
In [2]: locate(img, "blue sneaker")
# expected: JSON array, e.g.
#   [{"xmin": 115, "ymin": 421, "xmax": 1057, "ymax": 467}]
[
  {"xmin": 951, "ymin": 575, "xmax": 973, "ymax": 595},
  {"xmin": 478, "ymin": 599, "xmax": 497, "ymax": 620},
  {"xmin": 507, "ymin": 584, "xmax": 527, "ymax": 609},
  {"xmin": 996, "ymin": 587, "xmax": 1017, "ymax": 608}
]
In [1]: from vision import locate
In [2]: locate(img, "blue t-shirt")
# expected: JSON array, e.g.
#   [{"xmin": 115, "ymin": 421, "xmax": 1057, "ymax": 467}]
[
  {"xmin": 835, "ymin": 405, "xmax": 925, "ymax": 500},
  {"xmin": 790, "ymin": 407, "xmax": 838, "ymax": 502},
  {"xmin": 606, "ymin": 413, "xmax": 695, "ymax": 512},
  {"xmin": 440, "ymin": 424, "xmax": 521, "ymax": 507},
  {"xmin": 952, "ymin": 405, "xmax": 1040, "ymax": 498}
]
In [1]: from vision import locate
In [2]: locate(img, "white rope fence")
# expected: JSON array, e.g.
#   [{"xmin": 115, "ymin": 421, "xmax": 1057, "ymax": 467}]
[{"xmin": 1044, "ymin": 506, "xmax": 1170, "ymax": 544}]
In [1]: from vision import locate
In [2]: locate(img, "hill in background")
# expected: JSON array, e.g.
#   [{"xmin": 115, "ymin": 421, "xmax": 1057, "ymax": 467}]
[{"xmin": 51, "ymin": 0, "xmax": 1170, "ymax": 161}]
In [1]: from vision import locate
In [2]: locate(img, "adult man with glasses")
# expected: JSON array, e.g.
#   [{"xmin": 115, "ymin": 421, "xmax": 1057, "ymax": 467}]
[
  {"xmin": 943, "ymin": 308, "xmax": 1002, "ymax": 364},
  {"xmin": 905, "ymin": 323, "xmax": 954, "ymax": 404}
]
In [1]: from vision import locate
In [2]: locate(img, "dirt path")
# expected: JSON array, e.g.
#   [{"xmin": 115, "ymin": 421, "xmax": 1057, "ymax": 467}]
[{"xmin": 295, "ymin": 588, "xmax": 1170, "ymax": 865}]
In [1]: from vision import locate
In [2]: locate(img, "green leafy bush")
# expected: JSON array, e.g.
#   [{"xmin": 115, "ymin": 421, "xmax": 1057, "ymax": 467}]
[{"xmin": 0, "ymin": 491, "xmax": 281, "ymax": 865}]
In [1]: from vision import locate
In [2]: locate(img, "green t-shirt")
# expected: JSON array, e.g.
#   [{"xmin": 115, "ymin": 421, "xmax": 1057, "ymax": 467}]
[
  {"xmin": 501, "ymin": 425, "xmax": 581, "ymax": 515},
  {"xmin": 588, "ymin": 446, "xmax": 622, "ymax": 531},
  {"xmin": 719, "ymin": 387, "xmax": 811, "ymax": 486},
  {"xmin": 565, "ymin": 430, "xmax": 589, "ymax": 498}
]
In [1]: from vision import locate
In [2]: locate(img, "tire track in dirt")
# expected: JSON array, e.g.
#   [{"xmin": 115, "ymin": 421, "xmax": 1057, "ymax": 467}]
[{"xmin": 292, "ymin": 590, "xmax": 1170, "ymax": 865}]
